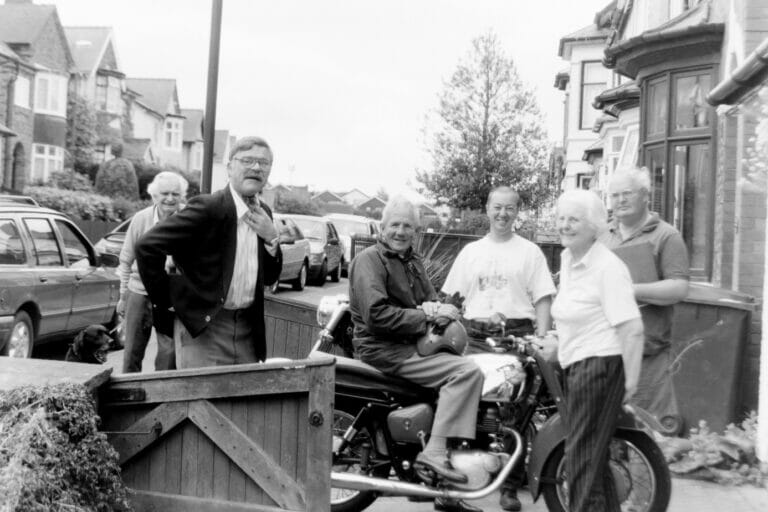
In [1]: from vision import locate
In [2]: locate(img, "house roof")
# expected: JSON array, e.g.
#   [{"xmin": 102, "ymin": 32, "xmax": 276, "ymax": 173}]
[
  {"xmin": 64, "ymin": 26, "xmax": 114, "ymax": 75},
  {"xmin": 123, "ymin": 138, "xmax": 152, "ymax": 160},
  {"xmin": 604, "ymin": 0, "xmax": 724, "ymax": 76},
  {"xmin": 359, "ymin": 196, "xmax": 386, "ymax": 209},
  {"xmin": 181, "ymin": 109, "xmax": 204, "ymax": 142},
  {"xmin": 213, "ymin": 129, "xmax": 229, "ymax": 163},
  {"xmin": 125, "ymin": 78, "xmax": 180, "ymax": 116},
  {"xmin": 582, "ymin": 139, "xmax": 604, "ymax": 160},
  {"xmin": 558, "ymin": 23, "xmax": 611, "ymax": 57},
  {"xmin": 312, "ymin": 190, "xmax": 344, "ymax": 202},
  {"xmin": 0, "ymin": 3, "xmax": 56, "ymax": 45}
]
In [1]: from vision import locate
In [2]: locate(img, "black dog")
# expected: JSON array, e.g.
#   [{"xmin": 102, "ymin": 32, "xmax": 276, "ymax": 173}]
[{"xmin": 65, "ymin": 325, "xmax": 112, "ymax": 364}]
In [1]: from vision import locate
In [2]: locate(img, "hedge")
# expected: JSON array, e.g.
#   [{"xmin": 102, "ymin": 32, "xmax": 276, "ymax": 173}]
[{"xmin": 23, "ymin": 187, "xmax": 117, "ymax": 221}]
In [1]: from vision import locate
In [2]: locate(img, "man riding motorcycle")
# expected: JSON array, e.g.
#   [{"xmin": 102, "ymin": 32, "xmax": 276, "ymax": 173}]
[{"xmin": 348, "ymin": 195, "xmax": 485, "ymax": 512}]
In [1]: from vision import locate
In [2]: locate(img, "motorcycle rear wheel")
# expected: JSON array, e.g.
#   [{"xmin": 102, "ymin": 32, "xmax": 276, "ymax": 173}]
[
  {"xmin": 540, "ymin": 429, "xmax": 671, "ymax": 512},
  {"xmin": 331, "ymin": 409, "xmax": 390, "ymax": 512}
]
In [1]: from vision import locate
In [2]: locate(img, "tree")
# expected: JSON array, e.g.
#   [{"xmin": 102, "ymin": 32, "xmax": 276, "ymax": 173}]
[
  {"xmin": 417, "ymin": 32, "xmax": 552, "ymax": 211},
  {"xmin": 65, "ymin": 95, "xmax": 98, "ymax": 177}
]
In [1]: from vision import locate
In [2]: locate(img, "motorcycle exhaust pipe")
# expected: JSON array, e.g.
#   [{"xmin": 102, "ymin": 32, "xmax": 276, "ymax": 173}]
[{"xmin": 332, "ymin": 428, "xmax": 523, "ymax": 501}]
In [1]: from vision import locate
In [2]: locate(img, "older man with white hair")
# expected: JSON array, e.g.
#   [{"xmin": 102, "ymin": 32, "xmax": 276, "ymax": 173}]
[
  {"xmin": 601, "ymin": 166, "xmax": 690, "ymax": 432},
  {"xmin": 349, "ymin": 195, "xmax": 484, "ymax": 512},
  {"xmin": 118, "ymin": 171, "xmax": 188, "ymax": 373}
]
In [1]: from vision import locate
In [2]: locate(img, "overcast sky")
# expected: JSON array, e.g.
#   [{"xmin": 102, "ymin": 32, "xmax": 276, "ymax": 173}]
[{"xmin": 49, "ymin": 0, "xmax": 609, "ymax": 196}]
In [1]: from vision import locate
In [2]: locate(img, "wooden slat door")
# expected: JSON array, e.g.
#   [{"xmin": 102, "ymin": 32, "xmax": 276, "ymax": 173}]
[{"xmin": 99, "ymin": 357, "xmax": 334, "ymax": 512}]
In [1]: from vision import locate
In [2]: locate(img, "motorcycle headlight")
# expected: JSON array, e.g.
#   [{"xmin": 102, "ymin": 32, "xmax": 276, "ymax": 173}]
[{"xmin": 316, "ymin": 294, "xmax": 349, "ymax": 327}]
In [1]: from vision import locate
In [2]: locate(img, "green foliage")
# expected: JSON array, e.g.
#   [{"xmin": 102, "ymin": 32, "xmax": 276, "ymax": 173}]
[
  {"xmin": 447, "ymin": 210, "xmax": 490, "ymax": 235},
  {"xmin": 112, "ymin": 196, "xmax": 149, "ymax": 220},
  {"xmin": 41, "ymin": 170, "xmax": 94, "ymax": 192},
  {"xmin": 275, "ymin": 191, "xmax": 322, "ymax": 215},
  {"xmin": 0, "ymin": 383, "xmax": 132, "ymax": 511},
  {"xmin": 132, "ymin": 160, "xmax": 162, "ymax": 200},
  {"xmin": 661, "ymin": 412, "xmax": 767, "ymax": 487},
  {"xmin": 95, "ymin": 157, "xmax": 139, "ymax": 200},
  {"xmin": 24, "ymin": 186, "xmax": 117, "ymax": 221},
  {"xmin": 417, "ymin": 31, "xmax": 553, "ymax": 211},
  {"xmin": 65, "ymin": 95, "xmax": 98, "ymax": 174}
]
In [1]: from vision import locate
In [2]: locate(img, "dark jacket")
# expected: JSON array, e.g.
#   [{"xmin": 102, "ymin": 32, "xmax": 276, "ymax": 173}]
[
  {"xmin": 349, "ymin": 240, "xmax": 435, "ymax": 372},
  {"xmin": 136, "ymin": 187, "xmax": 282, "ymax": 361}
]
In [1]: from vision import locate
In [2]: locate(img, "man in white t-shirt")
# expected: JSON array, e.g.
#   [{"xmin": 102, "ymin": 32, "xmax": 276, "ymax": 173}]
[{"xmin": 442, "ymin": 186, "xmax": 557, "ymax": 512}]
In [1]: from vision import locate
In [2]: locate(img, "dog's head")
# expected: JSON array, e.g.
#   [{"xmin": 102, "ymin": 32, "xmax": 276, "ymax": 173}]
[{"xmin": 70, "ymin": 325, "xmax": 112, "ymax": 364}]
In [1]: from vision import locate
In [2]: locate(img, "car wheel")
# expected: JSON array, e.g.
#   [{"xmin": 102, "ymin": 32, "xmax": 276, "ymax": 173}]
[
  {"xmin": 330, "ymin": 260, "xmax": 342, "ymax": 282},
  {"xmin": 3, "ymin": 311, "xmax": 34, "ymax": 358},
  {"xmin": 292, "ymin": 261, "xmax": 308, "ymax": 291},
  {"xmin": 313, "ymin": 259, "xmax": 328, "ymax": 286}
]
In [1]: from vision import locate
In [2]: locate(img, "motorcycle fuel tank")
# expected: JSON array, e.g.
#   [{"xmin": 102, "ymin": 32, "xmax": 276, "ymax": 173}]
[{"xmin": 387, "ymin": 403, "xmax": 434, "ymax": 444}]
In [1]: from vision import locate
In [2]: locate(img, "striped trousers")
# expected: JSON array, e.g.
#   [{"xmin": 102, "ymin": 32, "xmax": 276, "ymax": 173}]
[{"xmin": 563, "ymin": 355, "xmax": 624, "ymax": 512}]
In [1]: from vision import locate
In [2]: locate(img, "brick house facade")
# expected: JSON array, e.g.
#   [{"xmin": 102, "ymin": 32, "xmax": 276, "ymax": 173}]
[{"xmin": 0, "ymin": 0, "xmax": 74, "ymax": 189}]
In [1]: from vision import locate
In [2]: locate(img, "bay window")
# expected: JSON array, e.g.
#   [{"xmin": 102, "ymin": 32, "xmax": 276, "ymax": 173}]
[
  {"xmin": 34, "ymin": 73, "xmax": 68, "ymax": 117},
  {"xmin": 641, "ymin": 67, "xmax": 715, "ymax": 279},
  {"xmin": 14, "ymin": 75, "xmax": 30, "ymax": 109},
  {"xmin": 32, "ymin": 144, "xmax": 64, "ymax": 183},
  {"xmin": 96, "ymin": 74, "xmax": 122, "ymax": 114},
  {"xmin": 580, "ymin": 61, "xmax": 609, "ymax": 130}
]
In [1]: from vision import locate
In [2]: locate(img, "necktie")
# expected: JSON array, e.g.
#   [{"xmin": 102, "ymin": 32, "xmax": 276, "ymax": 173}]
[{"xmin": 244, "ymin": 195, "xmax": 257, "ymax": 211}]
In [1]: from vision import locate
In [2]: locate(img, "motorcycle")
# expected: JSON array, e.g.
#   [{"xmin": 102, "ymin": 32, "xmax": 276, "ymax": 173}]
[{"xmin": 312, "ymin": 294, "xmax": 671, "ymax": 512}]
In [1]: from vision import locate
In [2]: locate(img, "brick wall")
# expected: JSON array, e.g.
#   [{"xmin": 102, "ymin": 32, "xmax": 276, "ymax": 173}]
[{"xmin": 0, "ymin": 66, "xmax": 35, "ymax": 190}]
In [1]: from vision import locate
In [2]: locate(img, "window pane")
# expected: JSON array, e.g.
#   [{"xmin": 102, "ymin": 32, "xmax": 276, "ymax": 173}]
[
  {"xmin": 618, "ymin": 129, "xmax": 638, "ymax": 169},
  {"xmin": 583, "ymin": 62, "xmax": 605, "ymax": 83},
  {"xmin": 645, "ymin": 146, "xmax": 666, "ymax": 217},
  {"xmin": 50, "ymin": 77, "xmax": 59, "ymax": 111},
  {"xmin": 646, "ymin": 78, "xmax": 668, "ymax": 138},
  {"xmin": 0, "ymin": 219, "xmax": 26, "ymax": 265},
  {"xmin": 36, "ymin": 77, "xmax": 49, "ymax": 110},
  {"xmin": 23, "ymin": 218, "xmax": 63, "ymax": 266},
  {"xmin": 611, "ymin": 135, "xmax": 625, "ymax": 153},
  {"xmin": 674, "ymin": 74, "xmax": 711, "ymax": 130},
  {"xmin": 673, "ymin": 143, "xmax": 711, "ymax": 274},
  {"xmin": 55, "ymin": 220, "xmax": 91, "ymax": 268}
]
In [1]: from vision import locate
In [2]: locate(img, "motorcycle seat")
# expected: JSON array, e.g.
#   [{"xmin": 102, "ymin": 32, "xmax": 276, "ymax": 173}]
[{"xmin": 333, "ymin": 355, "xmax": 437, "ymax": 400}]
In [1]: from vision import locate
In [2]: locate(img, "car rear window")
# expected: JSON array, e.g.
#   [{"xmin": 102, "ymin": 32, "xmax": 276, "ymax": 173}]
[{"xmin": 332, "ymin": 219, "xmax": 369, "ymax": 238}]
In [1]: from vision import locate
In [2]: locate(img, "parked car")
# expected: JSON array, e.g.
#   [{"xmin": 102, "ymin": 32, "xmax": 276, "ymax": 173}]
[
  {"xmin": 94, "ymin": 217, "xmax": 132, "ymax": 263},
  {"xmin": 324, "ymin": 213, "xmax": 380, "ymax": 275},
  {"xmin": 280, "ymin": 214, "xmax": 343, "ymax": 285},
  {"xmin": 271, "ymin": 215, "xmax": 312, "ymax": 293},
  {"xmin": 0, "ymin": 198, "xmax": 120, "ymax": 358}
]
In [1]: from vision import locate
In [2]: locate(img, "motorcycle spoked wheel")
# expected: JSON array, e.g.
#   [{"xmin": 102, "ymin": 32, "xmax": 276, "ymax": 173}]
[
  {"xmin": 331, "ymin": 409, "xmax": 391, "ymax": 512},
  {"xmin": 540, "ymin": 430, "xmax": 671, "ymax": 512}
]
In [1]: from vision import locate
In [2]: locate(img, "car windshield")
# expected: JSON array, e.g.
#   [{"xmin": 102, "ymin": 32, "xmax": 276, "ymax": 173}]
[
  {"xmin": 291, "ymin": 218, "xmax": 324, "ymax": 240},
  {"xmin": 332, "ymin": 219, "xmax": 369, "ymax": 237}
]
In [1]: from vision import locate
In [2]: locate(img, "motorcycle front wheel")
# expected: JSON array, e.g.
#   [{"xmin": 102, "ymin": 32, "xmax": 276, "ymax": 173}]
[
  {"xmin": 540, "ymin": 429, "xmax": 671, "ymax": 512},
  {"xmin": 331, "ymin": 408, "xmax": 391, "ymax": 512}
]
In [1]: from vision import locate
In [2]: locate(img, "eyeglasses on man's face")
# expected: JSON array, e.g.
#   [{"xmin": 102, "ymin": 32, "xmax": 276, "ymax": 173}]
[
  {"xmin": 233, "ymin": 157, "xmax": 272, "ymax": 169},
  {"xmin": 609, "ymin": 189, "xmax": 640, "ymax": 201}
]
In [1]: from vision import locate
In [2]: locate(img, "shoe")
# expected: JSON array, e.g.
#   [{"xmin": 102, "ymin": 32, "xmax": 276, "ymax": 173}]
[
  {"xmin": 499, "ymin": 487, "xmax": 522, "ymax": 511},
  {"xmin": 434, "ymin": 497, "xmax": 484, "ymax": 512},
  {"xmin": 415, "ymin": 452, "xmax": 468, "ymax": 483}
]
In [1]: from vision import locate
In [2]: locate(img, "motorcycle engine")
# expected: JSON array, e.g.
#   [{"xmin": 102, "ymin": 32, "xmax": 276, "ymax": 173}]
[{"xmin": 447, "ymin": 450, "xmax": 508, "ymax": 491}]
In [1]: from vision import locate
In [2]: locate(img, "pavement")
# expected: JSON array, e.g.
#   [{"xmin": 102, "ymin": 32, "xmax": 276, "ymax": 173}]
[
  {"xmin": 365, "ymin": 477, "xmax": 768, "ymax": 511},
  {"xmin": 104, "ymin": 278, "xmax": 768, "ymax": 511}
]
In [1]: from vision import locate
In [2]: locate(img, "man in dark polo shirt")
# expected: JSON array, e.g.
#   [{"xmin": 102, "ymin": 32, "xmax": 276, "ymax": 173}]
[{"xmin": 602, "ymin": 166, "xmax": 690, "ymax": 432}]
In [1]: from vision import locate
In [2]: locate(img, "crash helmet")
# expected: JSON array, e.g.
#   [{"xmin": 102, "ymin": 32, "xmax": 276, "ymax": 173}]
[{"xmin": 416, "ymin": 320, "xmax": 469, "ymax": 357}]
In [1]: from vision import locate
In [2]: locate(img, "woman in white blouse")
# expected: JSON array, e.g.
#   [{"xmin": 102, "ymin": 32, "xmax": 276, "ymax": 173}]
[{"xmin": 550, "ymin": 189, "xmax": 644, "ymax": 512}]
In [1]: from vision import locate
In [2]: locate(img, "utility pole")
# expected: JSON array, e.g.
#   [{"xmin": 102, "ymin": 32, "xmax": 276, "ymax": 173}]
[{"xmin": 201, "ymin": 0, "xmax": 223, "ymax": 194}]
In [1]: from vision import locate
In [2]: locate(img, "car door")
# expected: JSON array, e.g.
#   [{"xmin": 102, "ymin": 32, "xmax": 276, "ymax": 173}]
[
  {"xmin": 326, "ymin": 222, "xmax": 343, "ymax": 270},
  {"xmin": 54, "ymin": 218, "xmax": 117, "ymax": 331},
  {"xmin": 275, "ymin": 218, "xmax": 299, "ymax": 280},
  {"xmin": 20, "ymin": 217, "xmax": 73, "ymax": 337},
  {"xmin": 285, "ymin": 218, "xmax": 310, "ymax": 264}
]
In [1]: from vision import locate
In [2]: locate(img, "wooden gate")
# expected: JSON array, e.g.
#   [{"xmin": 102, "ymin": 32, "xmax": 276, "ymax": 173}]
[{"xmin": 99, "ymin": 357, "xmax": 334, "ymax": 511}]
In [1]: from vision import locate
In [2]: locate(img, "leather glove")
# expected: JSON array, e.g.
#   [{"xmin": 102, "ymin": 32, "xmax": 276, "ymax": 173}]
[{"xmin": 431, "ymin": 315, "xmax": 454, "ymax": 335}]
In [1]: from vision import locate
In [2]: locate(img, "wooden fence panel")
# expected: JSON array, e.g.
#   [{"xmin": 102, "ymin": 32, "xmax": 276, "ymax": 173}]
[
  {"xmin": 264, "ymin": 297, "xmax": 320, "ymax": 359},
  {"xmin": 100, "ymin": 358, "xmax": 334, "ymax": 512}
]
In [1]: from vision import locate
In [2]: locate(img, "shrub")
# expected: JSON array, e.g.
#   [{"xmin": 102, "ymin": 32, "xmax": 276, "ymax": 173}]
[
  {"xmin": 24, "ymin": 186, "xmax": 116, "ymax": 221},
  {"xmin": 112, "ymin": 196, "xmax": 149, "ymax": 220},
  {"xmin": 42, "ymin": 170, "xmax": 94, "ymax": 192},
  {"xmin": 0, "ymin": 383, "xmax": 132, "ymax": 511},
  {"xmin": 95, "ymin": 157, "xmax": 139, "ymax": 200},
  {"xmin": 131, "ymin": 160, "xmax": 162, "ymax": 200}
]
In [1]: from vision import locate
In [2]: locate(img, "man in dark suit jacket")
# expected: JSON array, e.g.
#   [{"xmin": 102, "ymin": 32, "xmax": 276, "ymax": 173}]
[{"xmin": 136, "ymin": 136, "xmax": 282, "ymax": 368}]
